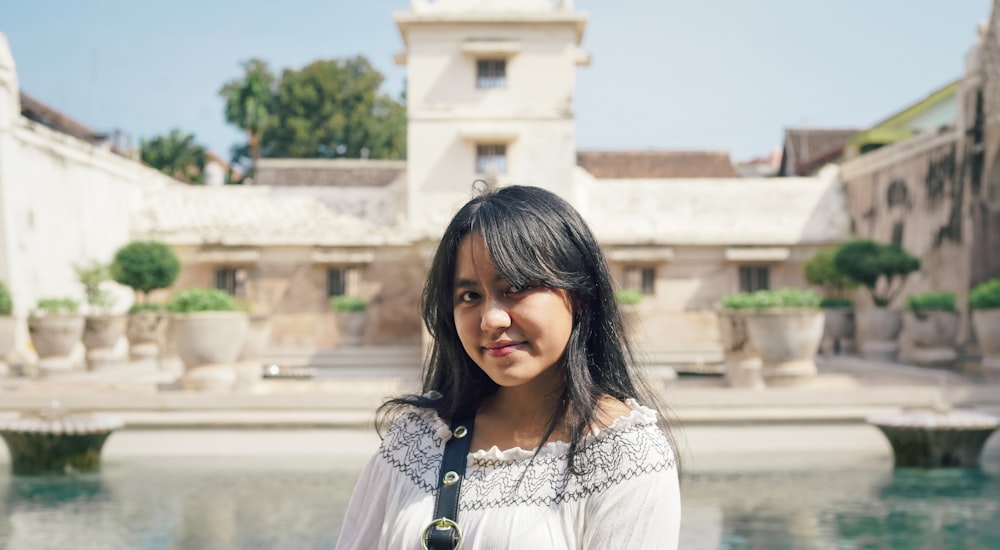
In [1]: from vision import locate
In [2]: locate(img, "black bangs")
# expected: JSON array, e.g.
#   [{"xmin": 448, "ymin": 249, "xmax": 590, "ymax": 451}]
[{"xmin": 473, "ymin": 190, "xmax": 592, "ymax": 294}]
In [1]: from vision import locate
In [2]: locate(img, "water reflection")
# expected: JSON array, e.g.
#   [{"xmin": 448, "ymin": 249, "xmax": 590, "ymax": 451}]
[
  {"xmin": 682, "ymin": 456, "xmax": 1000, "ymax": 550},
  {"xmin": 0, "ymin": 453, "xmax": 997, "ymax": 549}
]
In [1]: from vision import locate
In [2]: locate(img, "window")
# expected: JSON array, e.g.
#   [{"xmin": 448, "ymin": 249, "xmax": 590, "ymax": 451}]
[
  {"xmin": 623, "ymin": 265, "xmax": 656, "ymax": 295},
  {"xmin": 476, "ymin": 59, "xmax": 506, "ymax": 89},
  {"xmin": 327, "ymin": 267, "xmax": 361, "ymax": 297},
  {"xmin": 739, "ymin": 265, "xmax": 770, "ymax": 293},
  {"xmin": 214, "ymin": 267, "xmax": 248, "ymax": 298},
  {"xmin": 327, "ymin": 268, "xmax": 346, "ymax": 297},
  {"xmin": 476, "ymin": 144, "xmax": 507, "ymax": 174}
]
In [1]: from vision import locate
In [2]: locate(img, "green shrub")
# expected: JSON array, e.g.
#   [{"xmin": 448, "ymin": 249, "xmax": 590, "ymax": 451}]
[
  {"xmin": 0, "ymin": 280, "xmax": 12, "ymax": 315},
  {"xmin": 34, "ymin": 297, "xmax": 80, "ymax": 315},
  {"xmin": 906, "ymin": 291, "xmax": 956, "ymax": 313},
  {"xmin": 820, "ymin": 297, "xmax": 854, "ymax": 309},
  {"xmin": 722, "ymin": 288, "xmax": 822, "ymax": 310},
  {"xmin": 128, "ymin": 302, "xmax": 167, "ymax": 314},
  {"xmin": 167, "ymin": 288, "xmax": 240, "ymax": 313},
  {"xmin": 803, "ymin": 249, "xmax": 859, "ymax": 294},
  {"xmin": 833, "ymin": 239, "xmax": 921, "ymax": 307},
  {"xmin": 969, "ymin": 278, "xmax": 1000, "ymax": 310},
  {"xmin": 331, "ymin": 295, "xmax": 367, "ymax": 312},
  {"xmin": 614, "ymin": 289, "xmax": 644, "ymax": 306},
  {"xmin": 111, "ymin": 241, "xmax": 180, "ymax": 300}
]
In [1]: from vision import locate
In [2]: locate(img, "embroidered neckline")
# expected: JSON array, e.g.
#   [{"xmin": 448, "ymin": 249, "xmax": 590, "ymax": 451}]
[{"xmin": 377, "ymin": 399, "xmax": 675, "ymax": 509}]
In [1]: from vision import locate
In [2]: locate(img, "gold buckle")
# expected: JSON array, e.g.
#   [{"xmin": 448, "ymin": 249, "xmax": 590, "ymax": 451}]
[{"xmin": 420, "ymin": 517, "xmax": 463, "ymax": 550}]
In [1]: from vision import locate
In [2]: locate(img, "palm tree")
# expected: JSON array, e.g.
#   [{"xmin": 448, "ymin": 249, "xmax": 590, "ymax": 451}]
[
  {"xmin": 140, "ymin": 129, "xmax": 207, "ymax": 185},
  {"xmin": 220, "ymin": 58, "xmax": 275, "ymax": 179}
]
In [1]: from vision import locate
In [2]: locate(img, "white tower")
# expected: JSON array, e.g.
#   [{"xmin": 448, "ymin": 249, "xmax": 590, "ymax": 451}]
[{"xmin": 394, "ymin": 0, "xmax": 590, "ymax": 236}]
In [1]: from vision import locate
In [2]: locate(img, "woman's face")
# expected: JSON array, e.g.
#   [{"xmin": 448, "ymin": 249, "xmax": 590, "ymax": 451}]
[{"xmin": 453, "ymin": 234, "xmax": 574, "ymax": 391}]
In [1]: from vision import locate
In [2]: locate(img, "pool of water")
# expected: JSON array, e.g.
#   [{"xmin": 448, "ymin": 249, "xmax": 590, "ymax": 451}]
[{"xmin": 1, "ymin": 450, "xmax": 998, "ymax": 549}]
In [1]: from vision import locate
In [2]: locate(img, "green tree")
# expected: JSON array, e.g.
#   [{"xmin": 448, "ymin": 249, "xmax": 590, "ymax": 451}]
[
  {"xmin": 140, "ymin": 129, "xmax": 208, "ymax": 184},
  {"xmin": 219, "ymin": 58, "xmax": 276, "ymax": 180},
  {"xmin": 110, "ymin": 241, "xmax": 181, "ymax": 303},
  {"xmin": 220, "ymin": 56, "xmax": 407, "ymax": 173}
]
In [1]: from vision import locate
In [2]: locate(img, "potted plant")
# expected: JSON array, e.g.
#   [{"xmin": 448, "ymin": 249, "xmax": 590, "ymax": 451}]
[
  {"xmin": 0, "ymin": 280, "xmax": 15, "ymax": 377},
  {"xmin": 168, "ymin": 287, "xmax": 249, "ymax": 391},
  {"xmin": 969, "ymin": 278, "xmax": 1000, "ymax": 370},
  {"xmin": 901, "ymin": 291, "xmax": 959, "ymax": 366},
  {"xmin": 111, "ymin": 240, "xmax": 180, "ymax": 359},
  {"xmin": 804, "ymin": 249, "xmax": 859, "ymax": 354},
  {"xmin": 331, "ymin": 295, "xmax": 367, "ymax": 346},
  {"xmin": 75, "ymin": 260, "xmax": 127, "ymax": 369},
  {"xmin": 721, "ymin": 288, "xmax": 824, "ymax": 383},
  {"xmin": 718, "ymin": 293, "xmax": 762, "ymax": 381},
  {"xmin": 28, "ymin": 297, "xmax": 85, "ymax": 375},
  {"xmin": 833, "ymin": 239, "xmax": 921, "ymax": 360}
]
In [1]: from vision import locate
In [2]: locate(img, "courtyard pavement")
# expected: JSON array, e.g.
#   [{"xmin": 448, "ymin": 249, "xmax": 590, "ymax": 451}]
[{"xmin": 1, "ymin": 351, "xmax": 999, "ymax": 467}]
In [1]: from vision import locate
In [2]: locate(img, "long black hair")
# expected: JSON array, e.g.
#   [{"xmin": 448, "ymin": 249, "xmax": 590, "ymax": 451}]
[{"xmin": 379, "ymin": 185, "xmax": 680, "ymax": 475}]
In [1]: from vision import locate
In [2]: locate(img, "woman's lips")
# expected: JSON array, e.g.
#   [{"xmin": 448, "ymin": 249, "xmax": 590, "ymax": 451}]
[{"xmin": 483, "ymin": 342, "xmax": 525, "ymax": 357}]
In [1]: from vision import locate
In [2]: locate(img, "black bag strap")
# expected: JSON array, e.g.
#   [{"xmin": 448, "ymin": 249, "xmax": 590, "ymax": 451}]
[{"xmin": 421, "ymin": 416, "xmax": 475, "ymax": 550}]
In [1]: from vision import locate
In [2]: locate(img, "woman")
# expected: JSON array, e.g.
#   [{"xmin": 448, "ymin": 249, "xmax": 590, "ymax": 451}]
[{"xmin": 336, "ymin": 185, "xmax": 681, "ymax": 549}]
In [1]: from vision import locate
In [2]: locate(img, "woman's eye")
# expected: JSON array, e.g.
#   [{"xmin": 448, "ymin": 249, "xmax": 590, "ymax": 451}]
[{"xmin": 457, "ymin": 291, "xmax": 479, "ymax": 303}]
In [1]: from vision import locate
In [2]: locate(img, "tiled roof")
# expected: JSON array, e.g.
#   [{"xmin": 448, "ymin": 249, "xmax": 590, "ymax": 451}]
[
  {"xmin": 254, "ymin": 159, "xmax": 406, "ymax": 187},
  {"xmin": 576, "ymin": 150, "xmax": 739, "ymax": 179},
  {"xmin": 779, "ymin": 128, "xmax": 860, "ymax": 176},
  {"xmin": 582, "ymin": 167, "xmax": 849, "ymax": 246},
  {"xmin": 132, "ymin": 186, "xmax": 411, "ymax": 246},
  {"xmin": 19, "ymin": 92, "xmax": 99, "ymax": 143}
]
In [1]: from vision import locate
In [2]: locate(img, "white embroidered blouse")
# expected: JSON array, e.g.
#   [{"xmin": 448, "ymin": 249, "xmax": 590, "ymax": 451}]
[{"xmin": 335, "ymin": 399, "xmax": 681, "ymax": 550}]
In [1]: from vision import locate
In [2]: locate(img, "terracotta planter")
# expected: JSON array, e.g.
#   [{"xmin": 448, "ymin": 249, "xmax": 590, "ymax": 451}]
[
  {"xmin": 82, "ymin": 314, "xmax": 128, "ymax": 370},
  {"xmin": 28, "ymin": 314, "xmax": 84, "ymax": 358},
  {"xmin": 717, "ymin": 310, "xmax": 763, "ymax": 388},
  {"xmin": 901, "ymin": 310, "xmax": 959, "ymax": 367},
  {"xmin": 83, "ymin": 314, "xmax": 127, "ymax": 350},
  {"xmin": 717, "ymin": 310, "xmax": 759, "ymax": 364},
  {"xmin": 855, "ymin": 308, "xmax": 902, "ymax": 361},
  {"xmin": 335, "ymin": 311, "xmax": 366, "ymax": 346},
  {"xmin": 821, "ymin": 307, "xmax": 854, "ymax": 355},
  {"xmin": 972, "ymin": 309, "xmax": 1000, "ymax": 370},
  {"xmin": 126, "ymin": 310, "xmax": 169, "ymax": 362},
  {"xmin": 172, "ymin": 312, "xmax": 249, "ymax": 369},
  {"xmin": 27, "ymin": 314, "xmax": 85, "ymax": 375},
  {"xmin": 744, "ymin": 308, "xmax": 824, "ymax": 381}
]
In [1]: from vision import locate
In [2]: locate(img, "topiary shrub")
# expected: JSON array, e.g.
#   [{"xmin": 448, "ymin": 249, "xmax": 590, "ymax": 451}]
[
  {"xmin": 803, "ymin": 249, "xmax": 858, "ymax": 308},
  {"xmin": 722, "ymin": 288, "xmax": 822, "ymax": 310},
  {"xmin": 833, "ymin": 239, "xmax": 921, "ymax": 307},
  {"xmin": 33, "ymin": 297, "xmax": 80, "ymax": 315},
  {"xmin": 614, "ymin": 289, "xmax": 644, "ymax": 306},
  {"xmin": 0, "ymin": 280, "xmax": 12, "ymax": 315},
  {"xmin": 110, "ymin": 241, "xmax": 181, "ymax": 302},
  {"xmin": 906, "ymin": 291, "xmax": 956, "ymax": 313},
  {"xmin": 331, "ymin": 295, "xmax": 367, "ymax": 312},
  {"xmin": 969, "ymin": 278, "xmax": 1000, "ymax": 310},
  {"xmin": 167, "ymin": 288, "xmax": 240, "ymax": 313}
]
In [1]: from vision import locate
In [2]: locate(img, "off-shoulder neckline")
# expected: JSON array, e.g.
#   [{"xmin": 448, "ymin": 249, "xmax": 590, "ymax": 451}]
[{"xmin": 409, "ymin": 398, "xmax": 659, "ymax": 463}]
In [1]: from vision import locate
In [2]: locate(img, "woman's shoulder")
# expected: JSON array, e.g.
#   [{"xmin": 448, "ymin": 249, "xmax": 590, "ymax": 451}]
[
  {"xmin": 383, "ymin": 403, "xmax": 452, "ymax": 444},
  {"xmin": 582, "ymin": 398, "xmax": 676, "ymax": 469}
]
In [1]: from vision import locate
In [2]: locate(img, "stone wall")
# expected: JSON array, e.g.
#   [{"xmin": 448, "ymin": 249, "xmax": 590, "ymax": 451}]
[
  {"xmin": 0, "ymin": 35, "xmax": 178, "ymax": 322},
  {"xmin": 171, "ymin": 245, "xmax": 426, "ymax": 349}
]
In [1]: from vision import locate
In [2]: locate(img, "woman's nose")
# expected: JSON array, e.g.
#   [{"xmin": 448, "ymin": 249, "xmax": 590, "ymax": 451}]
[{"xmin": 481, "ymin": 298, "xmax": 511, "ymax": 331}]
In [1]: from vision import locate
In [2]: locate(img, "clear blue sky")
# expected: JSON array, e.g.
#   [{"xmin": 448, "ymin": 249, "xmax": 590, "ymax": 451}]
[{"xmin": 0, "ymin": 0, "xmax": 991, "ymax": 161}]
